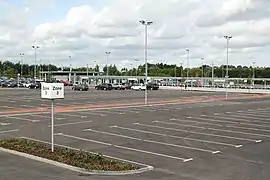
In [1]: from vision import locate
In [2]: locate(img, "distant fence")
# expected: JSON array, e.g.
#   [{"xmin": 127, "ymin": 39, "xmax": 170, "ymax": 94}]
[{"xmin": 159, "ymin": 86, "xmax": 270, "ymax": 94}]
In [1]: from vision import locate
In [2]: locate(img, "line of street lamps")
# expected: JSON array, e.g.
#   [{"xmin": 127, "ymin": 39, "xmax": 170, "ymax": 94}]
[{"xmin": 17, "ymin": 22, "xmax": 233, "ymax": 102}]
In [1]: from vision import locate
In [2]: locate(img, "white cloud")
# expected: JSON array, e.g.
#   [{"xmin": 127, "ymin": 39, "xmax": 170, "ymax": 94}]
[{"xmin": 0, "ymin": 0, "xmax": 269, "ymax": 68}]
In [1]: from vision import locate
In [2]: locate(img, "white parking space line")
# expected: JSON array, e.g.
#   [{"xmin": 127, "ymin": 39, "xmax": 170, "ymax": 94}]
[
  {"xmin": 191, "ymin": 116, "xmax": 270, "ymax": 129},
  {"xmin": 119, "ymin": 109, "xmax": 140, "ymax": 114},
  {"xmin": 254, "ymin": 109, "xmax": 270, "ymax": 113},
  {"xmin": 0, "ymin": 123, "xmax": 10, "ymax": 126},
  {"xmin": 48, "ymin": 121, "xmax": 92, "ymax": 127},
  {"xmin": 57, "ymin": 113, "xmax": 88, "ymax": 119},
  {"xmin": 3, "ymin": 106, "xmax": 23, "ymax": 109},
  {"xmin": 7, "ymin": 116, "xmax": 40, "ymax": 122},
  {"xmin": 158, "ymin": 119, "xmax": 270, "ymax": 138},
  {"xmin": 76, "ymin": 111, "xmax": 107, "ymax": 116},
  {"xmin": 207, "ymin": 115, "xmax": 270, "ymax": 124},
  {"xmin": 153, "ymin": 121, "xmax": 205, "ymax": 129},
  {"xmin": 31, "ymin": 114, "xmax": 66, "ymax": 120},
  {"xmin": 130, "ymin": 107, "xmax": 157, "ymax": 112},
  {"xmin": 134, "ymin": 123, "xmax": 262, "ymax": 143},
  {"xmin": 56, "ymin": 133, "xmax": 193, "ymax": 162},
  {"xmin": 93, "ymin": 110, "xmax": 125, "ymax": 115},
  {"xmin": 0, "ymin": 129, "xmax": 19, "ymax": 134},
  {"xmin": 110, "ymin": 125, "xmax": 242, "ymax": 148},
  {"xmin": 84, "ymin": 128, "xmax": 220, "ymax": 154},
  {"xmin": 241, "ymin": 111, "xmax": 270, "ymax": 116},
  {"xmin": 171, "ymin": 118, "xmax": 223, "ymax": 127},
  {"xmin": 242, "ymin": 112, "xmax": 270, "ymax": 118},
  {"xmin": 225, "ymin": 125, "xmax": 270, "ymax": 133},
  {"xmin": 233, "ymin": 112, "xmax": 270, "ymax": 118},
  {"xmin": 225, "ymin": 114, "xmax": 270, "ymax": 121},
  {"xmin": 208, "ymin": 128, "xmax": 270, "ymax": 138},
  {"xmin": 20, "ymin": 104, "xmax": 37, "ymax": 108}
]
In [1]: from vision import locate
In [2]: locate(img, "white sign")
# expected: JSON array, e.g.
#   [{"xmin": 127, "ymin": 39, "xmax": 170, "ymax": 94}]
[{"xmin": 41, "ymin": 83, "xmax": 64, "ymax": 99}]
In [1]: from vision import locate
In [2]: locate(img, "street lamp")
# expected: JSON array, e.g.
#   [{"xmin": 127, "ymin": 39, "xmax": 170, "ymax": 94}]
[
  {"xmin": 105, "ymin": 51, "xmax": 111, "ymax": 82},
  {"xmin": 139, "ymin": 20, "xmax": 153, "ymax": 105},
  {"xmin": 201, "ymin": 57, "xmax": 204, "ymax": 86},
  {"xmin": 212, "ymin": 60, "xmax": 215, "ymax": 88},
  {"xmin": 224, "ymin": 35, "xmax": 232, "ymax": 99},
  {"xmin": 252, "ymin": 61, "xmax": 256, "ymax": 86},
  {"xmin": 20, "ymin": 53, "xmax": 24, "ymax": 77},
  {"xmin": 130, "ymin": 63, "xmax": 133, "ymax": 76},
  {"xmin": 32, "ymin": 45, "xmax": 39, "ymax": 82},
  {"xmin": 186, "ymin": 49, "xmax": 190, "ymax": 80},
  {"xmin": 133, "ymin": 58, "xmax": 139, "ymax": 77},
  {"xmin": 93, "ymin": 60, "xmax": 97, "ymax": 72}
]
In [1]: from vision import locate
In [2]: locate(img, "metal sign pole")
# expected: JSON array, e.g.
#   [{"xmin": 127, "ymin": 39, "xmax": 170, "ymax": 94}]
[{"xmin": 51, "ymin": 99, "xmax": 54, "ymax": 152}]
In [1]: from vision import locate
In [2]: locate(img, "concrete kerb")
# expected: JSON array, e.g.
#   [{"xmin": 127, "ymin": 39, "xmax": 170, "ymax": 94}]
[{"xmin": 0, "ymin": 146, "xmax": 153, "ymax": 176}]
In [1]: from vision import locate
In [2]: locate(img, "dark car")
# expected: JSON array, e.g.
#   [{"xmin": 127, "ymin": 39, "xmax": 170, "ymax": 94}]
[
  {"xmin": 72, "ymin": 84, "xmax": 89, "ymax": 91},
  {"xmin": 29, "ymin": 82, "xmax": 41, "ymax": 89},
  {"xmin": 147, "ymin": 83, "xmax": 159, "ymax": 90},
  {"xmin": 2, "ymin": 81, "xmax": 17, "ymax": 88},
  {"xmin": 95, "ymin": 83, "xmax": 113, "ymax": 90}
]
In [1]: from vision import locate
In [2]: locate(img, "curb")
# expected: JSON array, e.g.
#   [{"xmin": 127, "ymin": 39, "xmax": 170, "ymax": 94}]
[{"xmin": 0, "ymin": 147, "xmax": 153, "ymax": 176}]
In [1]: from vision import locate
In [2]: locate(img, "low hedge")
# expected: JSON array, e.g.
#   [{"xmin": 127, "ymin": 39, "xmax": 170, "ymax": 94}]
[{"xmin": 0, "ymin": 138, "xmax": 137, "ymax": 171}]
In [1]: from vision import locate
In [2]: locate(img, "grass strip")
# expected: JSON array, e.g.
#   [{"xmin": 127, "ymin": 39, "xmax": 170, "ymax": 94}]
[{"xmin": 0, "ymin": 138, "xmax": 138, "ymax": 171}]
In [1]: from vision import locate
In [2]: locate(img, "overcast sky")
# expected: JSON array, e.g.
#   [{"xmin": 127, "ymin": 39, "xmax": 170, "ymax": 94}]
[{"xmin": 0, "ymin": 0, "xmax": 269, "ymax": 69}]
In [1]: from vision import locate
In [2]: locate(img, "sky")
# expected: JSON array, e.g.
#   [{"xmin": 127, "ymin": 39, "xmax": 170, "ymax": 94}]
[{"xmin": 0, "ymin": 0, "xmax": 270, "ymax": 69}]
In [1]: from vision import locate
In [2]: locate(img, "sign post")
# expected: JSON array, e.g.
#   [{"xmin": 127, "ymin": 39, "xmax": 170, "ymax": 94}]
[{"xmin": 41, "ymin": 83, "xmax": 64, "ymax": 152}]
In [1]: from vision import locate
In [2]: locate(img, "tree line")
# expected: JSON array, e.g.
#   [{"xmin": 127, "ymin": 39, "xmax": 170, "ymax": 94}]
[{"xmin": 0, "ymin": 60, "xmax": 269, "ymax": 78}]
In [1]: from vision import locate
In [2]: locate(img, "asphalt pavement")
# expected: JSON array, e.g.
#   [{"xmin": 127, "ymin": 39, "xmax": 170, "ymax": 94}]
[{"xmin": 1, "ymin": 87, "xmax": 270, "ymax": 180}]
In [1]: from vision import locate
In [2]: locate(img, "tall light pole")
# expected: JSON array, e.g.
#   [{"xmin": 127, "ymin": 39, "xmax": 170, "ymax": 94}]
[
  {"xmin": 174, "ymin": 64, "xmax": 178, "ymax": 87},
  {"xmin": 180, "ymin": 62, "xmax": 183, "ymax": 85},
  {"xmin": 93, "ymin": 60, "xmax": 97, "ymax": 73},
  {"xmin": 105, "ymin": 51, "xmax": 111, "ymax": 82},
  {"xmin": 86, "ymin": 64, "xmax": 89, "ymax": 84},
  {"xmin": 40, "ymin": 59, "xmax": 42, "ymax": 79},
  {"xmin": 130, "ymin": 63, "xmax": 133, "ymax": 76},
  {"xmin": 224, "ymin": 35, "xmax": 232, "ymax": 99},
  {"xmin": 133, "ymin": 58, "xmax": 139, "ymax": 77},
  {"xmin": 252, "ymin": 61, "xmax": 256, "ymax": 86},
  {"xmin": 20, "ymin": 53, "xmax": 24, "ymax": 77},
  {"xmin": 186, "ymin": 49, "xmax": 190, "ymax": 88},
  {"xmin": 140, "ymin": 20, "xmax": 153, "ymax": 105},
  {"xmin": 201, "ymin": 57, "xmax": 204, "ymax": 86},
  {"xmin": 32, "ymin": 45, "xmax": 39, "ymax": 82},
  {"xmin": 212, "ymin": 60, "xmax": 215, "ymax": 88}
]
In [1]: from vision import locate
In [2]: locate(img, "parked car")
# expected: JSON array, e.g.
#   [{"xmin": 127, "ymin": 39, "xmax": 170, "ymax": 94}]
[
  {"xmin": 23, "ymin": 82, "xmax": 32, "ymax": 88},
  {"xmin": 95, "ymin": 83, "xmax": 113, "ymax": 90},
  {"xmin": 28, "ymin": 82, "xmax": 41, "ymax": 89},
  {"xmin": 112, "ymin": 83, "xmax": 121, "ymax": 90},
  {"xmin": 147, "ymin": 83, "xmax": 159, "ymax": 90},
  {"xmin": 120, "ymin": 83, "xmax": 132, "ymax": 90},
  {"xmin": 131, "ymin": 84, "xmax": 146, "ymax": 91},
  {"xmin": 72, "ymin": 84, "xmax": 89, "ymax": 91}
]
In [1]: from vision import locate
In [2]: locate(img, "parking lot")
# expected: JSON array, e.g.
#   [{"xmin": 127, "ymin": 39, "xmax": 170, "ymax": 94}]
[{"xmin": 1, "ymin": 88, "xmax": 270, "ymax": 180}]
